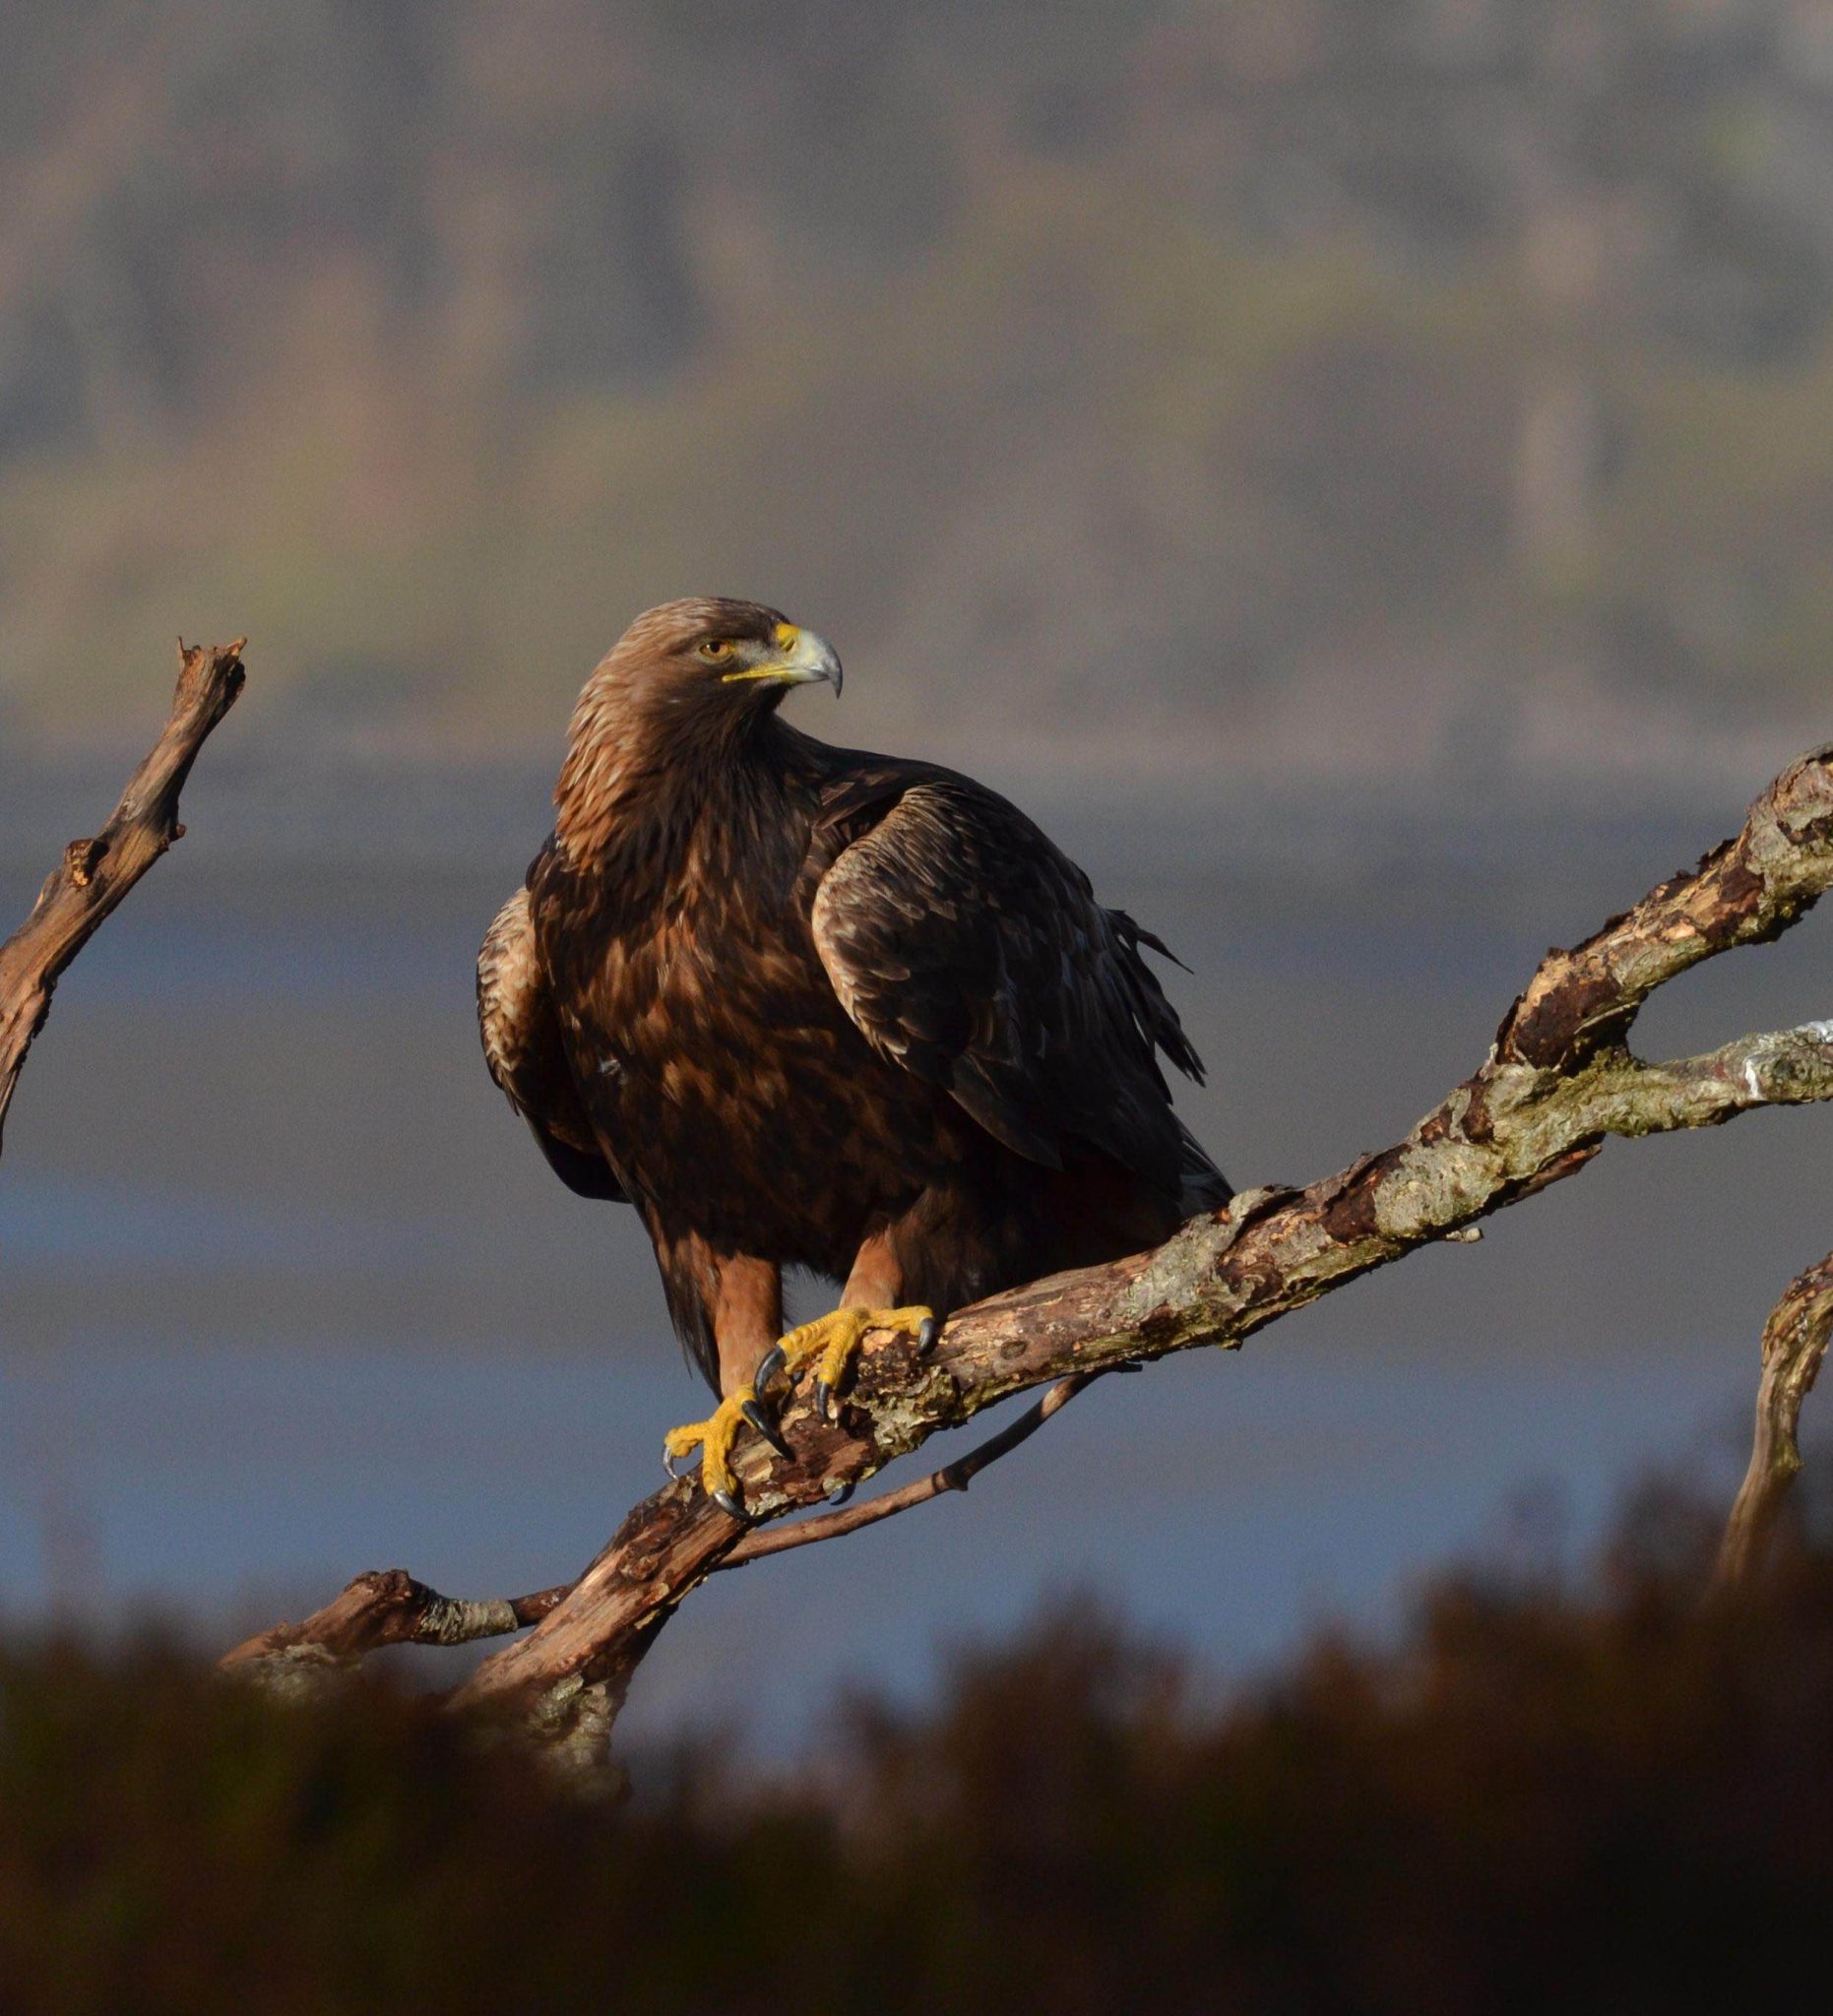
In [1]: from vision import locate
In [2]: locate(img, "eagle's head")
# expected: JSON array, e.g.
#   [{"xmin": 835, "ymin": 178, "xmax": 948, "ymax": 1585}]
[
  {"xmin": 555, "ymin": 598, "xmax": 843, "ymax": 852},
  {"xmin": 599, "ymin": 597, "xmax": 842, "ymax": 711}
]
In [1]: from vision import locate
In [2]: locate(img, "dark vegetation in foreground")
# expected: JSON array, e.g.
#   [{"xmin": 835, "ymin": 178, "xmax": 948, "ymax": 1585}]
[{"xmin": 4, "ymin": 1479, "xmax": 1832, "ymax": 2014}]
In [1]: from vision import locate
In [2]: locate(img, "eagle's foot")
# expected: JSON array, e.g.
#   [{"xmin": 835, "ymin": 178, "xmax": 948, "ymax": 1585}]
[
  {"xmin": 757, "ymin": 1304, "xmax": 937, "ymax": 1423},
  {"xmin": 662, "ymin": 1383, "xmax": 789, "ymax": 1520}
]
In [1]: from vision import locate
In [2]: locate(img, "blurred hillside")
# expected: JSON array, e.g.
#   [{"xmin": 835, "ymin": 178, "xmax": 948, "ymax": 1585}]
[{"xmin": 4, "ymin": 0, "xmax": 1833, "ymax": 786}]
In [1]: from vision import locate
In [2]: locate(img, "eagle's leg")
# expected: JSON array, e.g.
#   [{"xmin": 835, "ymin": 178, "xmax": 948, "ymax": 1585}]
[
  {"xmin": 662, "ymin": 1253, "xmax": 790, "ymax": 1519},
  {"xmin": 755, "ymin": 1235, "xmax": 937, "ymax": 1423}
]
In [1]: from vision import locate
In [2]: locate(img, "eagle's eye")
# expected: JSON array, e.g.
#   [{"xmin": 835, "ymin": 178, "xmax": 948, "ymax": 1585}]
[{"xmin": 697, "ymin": 639, "xmax": 735, "ymax": 663}]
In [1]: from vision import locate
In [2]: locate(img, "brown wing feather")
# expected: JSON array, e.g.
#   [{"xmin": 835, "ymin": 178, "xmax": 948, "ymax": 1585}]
[
  {"xmin": 477, "ymin": 882, "xmax": 625, "ymax": 1202},
  {"xmin": 810, "ymin": 778, "xmax": 1224, "ymax": 1205}
]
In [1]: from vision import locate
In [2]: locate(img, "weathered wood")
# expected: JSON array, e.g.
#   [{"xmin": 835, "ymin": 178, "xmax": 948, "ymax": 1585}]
[
  {"xmin": 222, "ymin": 1570, "xmax": 569, "ymax": 1696},
  {"xmin": 1714, "ymin": 1251, "xmax": 1833, "ymax": 1593},
  {"xmin": 0, "ymin": 639, "xmax": 247, "ymax": 1157},
  {"xmin": 719, "ymin": 1369, "xmax": 1101, "ymax": 1568}
]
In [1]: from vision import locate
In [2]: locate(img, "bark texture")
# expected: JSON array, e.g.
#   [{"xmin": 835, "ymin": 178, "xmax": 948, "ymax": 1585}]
[
  {"xmin": 0, "ymin": 639, "xmax": 246, "ymax": 1156},
  {"xmin": 222, "ymin": 1571, "xmax": 568, "ymax": 1700},
  {"xmin": 1715, "ymin": 1252, "xmax": 1833, "ymax": 1592}
]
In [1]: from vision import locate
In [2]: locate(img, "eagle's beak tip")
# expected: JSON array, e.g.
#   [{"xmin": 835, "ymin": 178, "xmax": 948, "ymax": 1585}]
[{"xmin": 798, "ymin": 629, "xmax": 842, "ymax": 698}]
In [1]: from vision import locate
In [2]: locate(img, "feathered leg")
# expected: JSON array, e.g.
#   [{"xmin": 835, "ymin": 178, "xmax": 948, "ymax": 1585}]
[{"xmin": 661, "ymin": 1253, "xmax": 789, "ymax": 1519}]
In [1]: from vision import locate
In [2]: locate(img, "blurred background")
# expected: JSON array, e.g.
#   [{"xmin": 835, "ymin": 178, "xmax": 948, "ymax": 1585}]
[{"xmin": 2, "ymin": 0, "xmax": 1831, "ymax": 1749}]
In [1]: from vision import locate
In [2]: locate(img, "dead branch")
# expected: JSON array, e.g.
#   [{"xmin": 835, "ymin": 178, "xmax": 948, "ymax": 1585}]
[
  {"xmin": 225, "ymin": 739, "xmax": 1833, "ymax": 1774},
  {"xmin": 222, "ymin": 1571, "xmax": 569, "ymax": 1695},
  {"xmin": 215, "ymin": 1375, "xmax": 1102, "ymax": 1686},
  {"xmin": 720, "ymin": 1370, "xmax": 1100, "ymax": 1568},
  {"xmin": 1714, "ymin": 1251, "xmax": 1833, "ymax": 1593},
  {"xmin": 220, "ymin": 1375, "xmax": 1105, "ymax": 1697},
  {"xmin": 0, "ymin": 638, "xmax": 247, "ymax": 1157}
]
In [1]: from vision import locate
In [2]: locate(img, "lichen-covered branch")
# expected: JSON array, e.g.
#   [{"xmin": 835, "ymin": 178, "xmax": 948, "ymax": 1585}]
[
  {"xmin": 0, "ymin": 639, "xmax": 246, "ymax": 1156},
  {"xmin": 221, "ymin": 1570, "xmax": 569, "ymax": 1699},
  {"xmin": 719, "ymin": 1369, "xmax": 1101, "ymax": 1569},
  {"xmin": 1714, "ymin": 1252, "xmax": 1833, "ymax": 1593},
  {"xmin": 402, "ymin": 741, "xmax": 1833, "ymax": 1759}
]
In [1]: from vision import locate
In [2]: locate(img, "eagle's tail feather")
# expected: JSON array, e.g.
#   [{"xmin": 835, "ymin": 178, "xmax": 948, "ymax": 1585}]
[{"xmin": 1107, "ymin": 907, "xmax": 1208, "ymax": 1085}]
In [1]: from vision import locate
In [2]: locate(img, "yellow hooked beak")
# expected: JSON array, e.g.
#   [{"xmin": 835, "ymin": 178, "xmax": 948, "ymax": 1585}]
[{"xmin": 722, "ymin": 623, "xmax": 844, "ymax": 695}]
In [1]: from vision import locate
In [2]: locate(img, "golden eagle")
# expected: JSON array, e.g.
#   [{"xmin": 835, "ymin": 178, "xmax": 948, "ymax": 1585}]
[{"xmin": 478, "ymin": 598, "xmax": 1229, "ymax": 1514}]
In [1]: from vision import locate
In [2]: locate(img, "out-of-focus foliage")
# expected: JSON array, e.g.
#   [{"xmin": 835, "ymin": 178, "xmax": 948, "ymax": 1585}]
[
  {"xmin": 5, "ymin": 0, "xmax": 1833, "ymax": 777},
  {"xmin": 3, "ymin": 1479, "xmax": 1831, "ymax": 2012}
]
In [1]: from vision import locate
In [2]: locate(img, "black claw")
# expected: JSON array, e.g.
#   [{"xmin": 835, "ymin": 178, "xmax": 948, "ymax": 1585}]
[
  {"xmin": 740, "ymin": 1395, "xmax": 792, "ymax": 1459},
  {"xmin": 754, "ymin": 1344, "xmax": 786, "ymax": 1392},
  {"xmin": 815, "ymin": 1377, "xmax": 836, "ymax": 1421},
  {"xmin": 664, "ymin": 1444, "xmax": 696, "ymax": 1482},
  {"xmin": 712, "ymin": 1487, "xmax": 745, "ymax": 1520},
  {"xmin": 916, "ymin": 1315, "xmax": 939, "ymax": 1353},
  {"xmin": 825, "ymin": 1480, "xmax": 854, "ymax": 1506}
]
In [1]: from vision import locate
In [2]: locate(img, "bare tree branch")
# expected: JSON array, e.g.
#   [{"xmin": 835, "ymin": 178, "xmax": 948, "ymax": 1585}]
[
  {"xmin": 720, "ymin": 1370, "xmax": 1100, "ymax": 1568},
  {"xmin": 223, "ymin": 739, "xmax": 1833, "ymax": 1772},
  {"xmin": 222, "ymin": 1571, "xmax": 569, "ymax": 1694},
  {"xmin": 1714, "ymin": 1252, "xmax": 1833, "ymax": 1593},
  {"xmin": 0, "ymin": 638, "xmax": 247, "ymax": 1158},
  {"xmin": 218, "ymin": 1379, "xmax": 1103, "ymax": 1690}
]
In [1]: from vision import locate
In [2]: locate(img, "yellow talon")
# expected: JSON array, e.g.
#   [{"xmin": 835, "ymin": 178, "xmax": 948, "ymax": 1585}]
[
  {"xmin": 664, "ymin": 1306, "xmax": 936, "ymax": 1507},
  {"xmin": 775, "ymin": 1304, "xmax": 935, "ymax": 1419},
  {"xmin": 663, "ymin": 1384, "xmax": 760, "ymax": 1514}
]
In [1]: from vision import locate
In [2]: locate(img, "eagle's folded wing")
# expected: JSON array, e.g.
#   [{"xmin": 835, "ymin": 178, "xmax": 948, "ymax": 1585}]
[
  {"xmin": 810, "ymin": 779, "xmax": 1217, "ymax": 1205},
  {"xmin": 477, "ymin": 884, "xmax": 625, "ymax": 1201}
]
